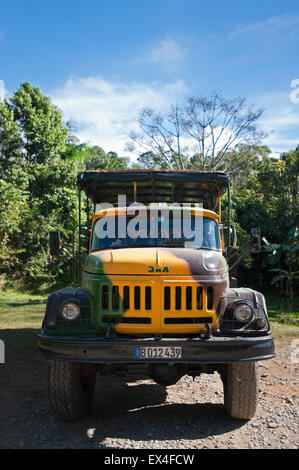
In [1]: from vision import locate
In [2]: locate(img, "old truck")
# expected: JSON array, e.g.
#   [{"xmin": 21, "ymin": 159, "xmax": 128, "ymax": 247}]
[{"xmin": 38, "ymin": 170, "xmax": 275, "ymax": 421}]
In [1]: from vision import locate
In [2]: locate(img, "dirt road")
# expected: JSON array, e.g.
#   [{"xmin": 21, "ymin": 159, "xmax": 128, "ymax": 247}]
[{"xmin": 0, "ymin": 325, "xmax": 298, "ymax": 449}]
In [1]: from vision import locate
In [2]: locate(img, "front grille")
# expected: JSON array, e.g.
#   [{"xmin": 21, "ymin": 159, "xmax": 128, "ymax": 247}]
[
  {"xmin": 123, "ymin": 286, "xmax": 130, "ymax": 309},
  {"xmin": 163, "ymin": 285, "xmax": 213, "ymax": 311},
  {"xmin": 134, "ymin": 286, "xmax": 141, "ymax": 310},
  {"xmin": 99, "ymin": 281, "xmax": 216, "ymax": 332},
  {"xmin": 164, "ymin": 317, "xmax": 213, "ymax": 324},
  {"xmin": 164, "ymin": 286, "xmax": 171, "ymax": 310},
  {"xmin": 176, "ymin": 286, "xmax": 181, "ymax": 310},
  {"xmin": 103, "ymin": 316, "xmax": 151, "ymax": 324},
  {"xmin": 112, "ymin": 286, "xmax": 119, "ymax": 309},
  {"xmin": 207, "ymin": 286, "xmax": 214, "ymax": 310},
  {"xmin": 145, "ymin": 286, "xmax": 152, "ymax": 310},
  {"xmin": 101, "ymin": 284, "xmax": 152, "ymax": 311},
  {"xmin": 186, "ymin": 286, "xmax": 192, "ymax": 310}
]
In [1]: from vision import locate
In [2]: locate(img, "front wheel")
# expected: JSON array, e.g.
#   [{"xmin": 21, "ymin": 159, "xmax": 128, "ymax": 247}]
[
  {"xmin": 48, "ymin": 360, "xmax": 96, "ymax": 421},
  {"xmin": 222, "ymin": 361, "xmax": 259, "ymax": 420}
]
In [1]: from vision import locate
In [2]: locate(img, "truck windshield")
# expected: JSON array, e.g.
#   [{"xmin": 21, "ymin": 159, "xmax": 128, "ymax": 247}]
[{"xmin": 91, "ymin": 214, "xmax": 220, "ymax": 251}]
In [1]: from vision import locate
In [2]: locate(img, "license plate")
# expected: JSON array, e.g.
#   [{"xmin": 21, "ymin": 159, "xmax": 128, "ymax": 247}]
[{"xmin": 134, "ymin": 346, "xmax": 182, "ymax": 359}]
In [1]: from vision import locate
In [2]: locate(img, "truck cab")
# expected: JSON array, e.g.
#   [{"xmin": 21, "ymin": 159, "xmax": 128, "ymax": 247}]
[{"xmin": 38, "ymin": 170, "xmax": 275, "ymax": 421}]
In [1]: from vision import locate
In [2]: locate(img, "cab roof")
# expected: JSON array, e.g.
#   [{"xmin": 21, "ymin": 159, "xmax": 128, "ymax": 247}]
[
  {"xmin": 77, "ymin": 170, "xmax": 229, "ymax": 211},
  {"xmin": 92, "ymin": 205, "xmax": 219, "ymax": 223}
]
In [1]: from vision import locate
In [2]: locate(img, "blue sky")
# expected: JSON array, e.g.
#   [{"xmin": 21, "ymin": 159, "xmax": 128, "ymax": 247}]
[{"xmin": 1, "ymin": 0, "xmax": 299, "ymax": 157}]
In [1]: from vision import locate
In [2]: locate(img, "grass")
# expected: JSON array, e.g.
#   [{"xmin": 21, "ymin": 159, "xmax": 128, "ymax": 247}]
[
  {"xmin": 0, "ymin": 288, "xmax": 46, "ymax": 330},
  {"xmin": 0, "ymin": 288, "xmax": 47, "ymax": 355},
  {"xmin": 265, "ymin": 291, "xmax": 299, "ymax": 325}
]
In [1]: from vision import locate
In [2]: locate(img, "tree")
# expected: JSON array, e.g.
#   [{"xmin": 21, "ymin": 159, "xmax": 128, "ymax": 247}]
[
  {"xmin": 249, "ymin": 151, "xmax": 299, "ymax": 242},
  {"xmin": 0, "ymin": 82, "xmax": 131, "ymax": 288},
  {"xmin": 215, "ymin": 144, "xmax": 271, "ymax": 191},
  {"xmin": 0, "ymin": 102, "xmax": 23, "ymax": 177},
  {"xmin": 0, "ymin": 83, "xmax": 74, "ymax": 288},
  {"xmin": 126, "ymin": 92, "xmax": 265, "ymax": 170},
  {"xmin": 9, "ymin": 82, "xmax": 69, "ymax": 165},
  {"xmin": 228, "ymin": 149, "xmax": 299, "ymax": 292},
  {"xmin": 64, "ymin": 143, "xmax": 129, "ymax": 171},
  {"xmin": 85, "ymin": 148, "xmax": 129, "ymax": 170},
  {"xmin": 265, "ymin": 226, "xmax": 299, "ymax": 303},
  {"xmin": 0, "ymin": 167, "xmax": 29, "ymax": 261}
]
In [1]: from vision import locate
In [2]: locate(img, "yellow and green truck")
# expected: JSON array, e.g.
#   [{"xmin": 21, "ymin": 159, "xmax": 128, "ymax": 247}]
[{"xmin": 38, "ymin": 170, "xmax": 275, "ymax": 421}]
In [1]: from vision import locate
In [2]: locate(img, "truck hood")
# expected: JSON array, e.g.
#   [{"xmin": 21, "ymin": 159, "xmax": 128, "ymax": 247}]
[{"xmin": 84, "ymin": 247, "xmax": 227, "ymax": 277}]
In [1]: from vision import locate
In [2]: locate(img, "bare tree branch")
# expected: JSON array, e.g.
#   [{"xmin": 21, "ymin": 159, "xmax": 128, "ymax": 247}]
[{"xmin": 126, "ymin": 92, "xmax": 266, "ymax": 171}]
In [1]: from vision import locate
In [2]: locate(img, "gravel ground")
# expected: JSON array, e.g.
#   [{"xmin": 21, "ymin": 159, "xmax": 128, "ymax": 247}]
[{"xmin": 0, "ymin": 325, "xmax": 298, "ymax": 449}]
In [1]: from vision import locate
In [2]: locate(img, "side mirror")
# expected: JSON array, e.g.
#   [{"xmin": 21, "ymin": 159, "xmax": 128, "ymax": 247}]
[
  {"xmin": 50, "ymin": 231, "xmax": 60, "ymax": 256},
  {"xmin": 250, "ymin": 228, "xmax": 261, "ymax": 253}
]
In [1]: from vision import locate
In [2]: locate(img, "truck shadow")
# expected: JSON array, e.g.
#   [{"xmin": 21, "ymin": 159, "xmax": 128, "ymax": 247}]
[
  {"xmin": 7, "ymin": 300, "xmax": 47, "ymax": 307},
  {"xmin": 85, "ymin": 377, "xmax": 246, "ymax": 444}
]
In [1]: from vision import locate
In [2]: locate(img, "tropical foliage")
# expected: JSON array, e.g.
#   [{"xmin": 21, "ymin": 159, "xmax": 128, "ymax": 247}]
[{"xmin": 0, "ymin": 83, "xmax": 128, "ymax": 289}]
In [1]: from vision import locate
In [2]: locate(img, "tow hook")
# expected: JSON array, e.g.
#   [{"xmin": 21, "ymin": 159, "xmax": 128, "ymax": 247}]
[{"xmin": 199, "ymin": 323, "xmax": 211, "ymax": 340}]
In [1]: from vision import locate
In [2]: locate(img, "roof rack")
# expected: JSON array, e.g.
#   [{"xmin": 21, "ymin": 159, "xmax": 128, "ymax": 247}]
[{"xmin": 77, "ymin": 170, "xmax": 230, "ymax": 210}]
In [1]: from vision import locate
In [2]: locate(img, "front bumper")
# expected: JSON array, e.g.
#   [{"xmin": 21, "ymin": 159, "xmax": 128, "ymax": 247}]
[{"xmin": 38, "ymin": 334, "xmax": 275, "ymax": 364}]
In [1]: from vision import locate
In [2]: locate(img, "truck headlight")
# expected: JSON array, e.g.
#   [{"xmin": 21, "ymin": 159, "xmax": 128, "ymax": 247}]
[
  {"xmin": 61, "ymin": 302, "xmax": 80, "ymax": 321},
  {"xmin": 232, "ymin": 302, "xmax": 253, "ymax": 322}
]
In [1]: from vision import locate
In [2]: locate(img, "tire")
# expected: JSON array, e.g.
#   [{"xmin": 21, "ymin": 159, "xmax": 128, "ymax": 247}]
[
  {"xmin": 222, "ymin": 361, "xmax": 259, "ymax": 420},
  {"xmin": 48, "ymin": 360, "xmax": 96, "ymax": 421}
]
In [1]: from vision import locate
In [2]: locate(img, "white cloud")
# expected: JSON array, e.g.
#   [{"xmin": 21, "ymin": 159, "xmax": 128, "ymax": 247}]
[
  {"xmin": 50, "ymin": 76, "xmax": 189, "ymax": 156},
  {"xmin": 0, "ymin": 79, "xmax": 7, "ymax": 101},
  {"xmin": 230, "ymin": 14, "xmax": 299, "ymax": 39},
  {"xmin": 251, "ymin": 90, "xmax": 299, "ymax": 152},
  {"xmin": 143, "ymin": 38, "xmax": 185, "ymax": 64},
  {"xmin": 50, "ymin": 75, "xmax": 235, "ymax": 160}
]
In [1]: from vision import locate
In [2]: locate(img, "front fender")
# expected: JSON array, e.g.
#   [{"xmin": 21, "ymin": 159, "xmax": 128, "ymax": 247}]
[
  {"xmin": 41, "ymin": 287, "xmax": 94, "ymax": 336},
  {"xmin": 218, "ymin": 288, "xmax": 271, "ymax": 336}
]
